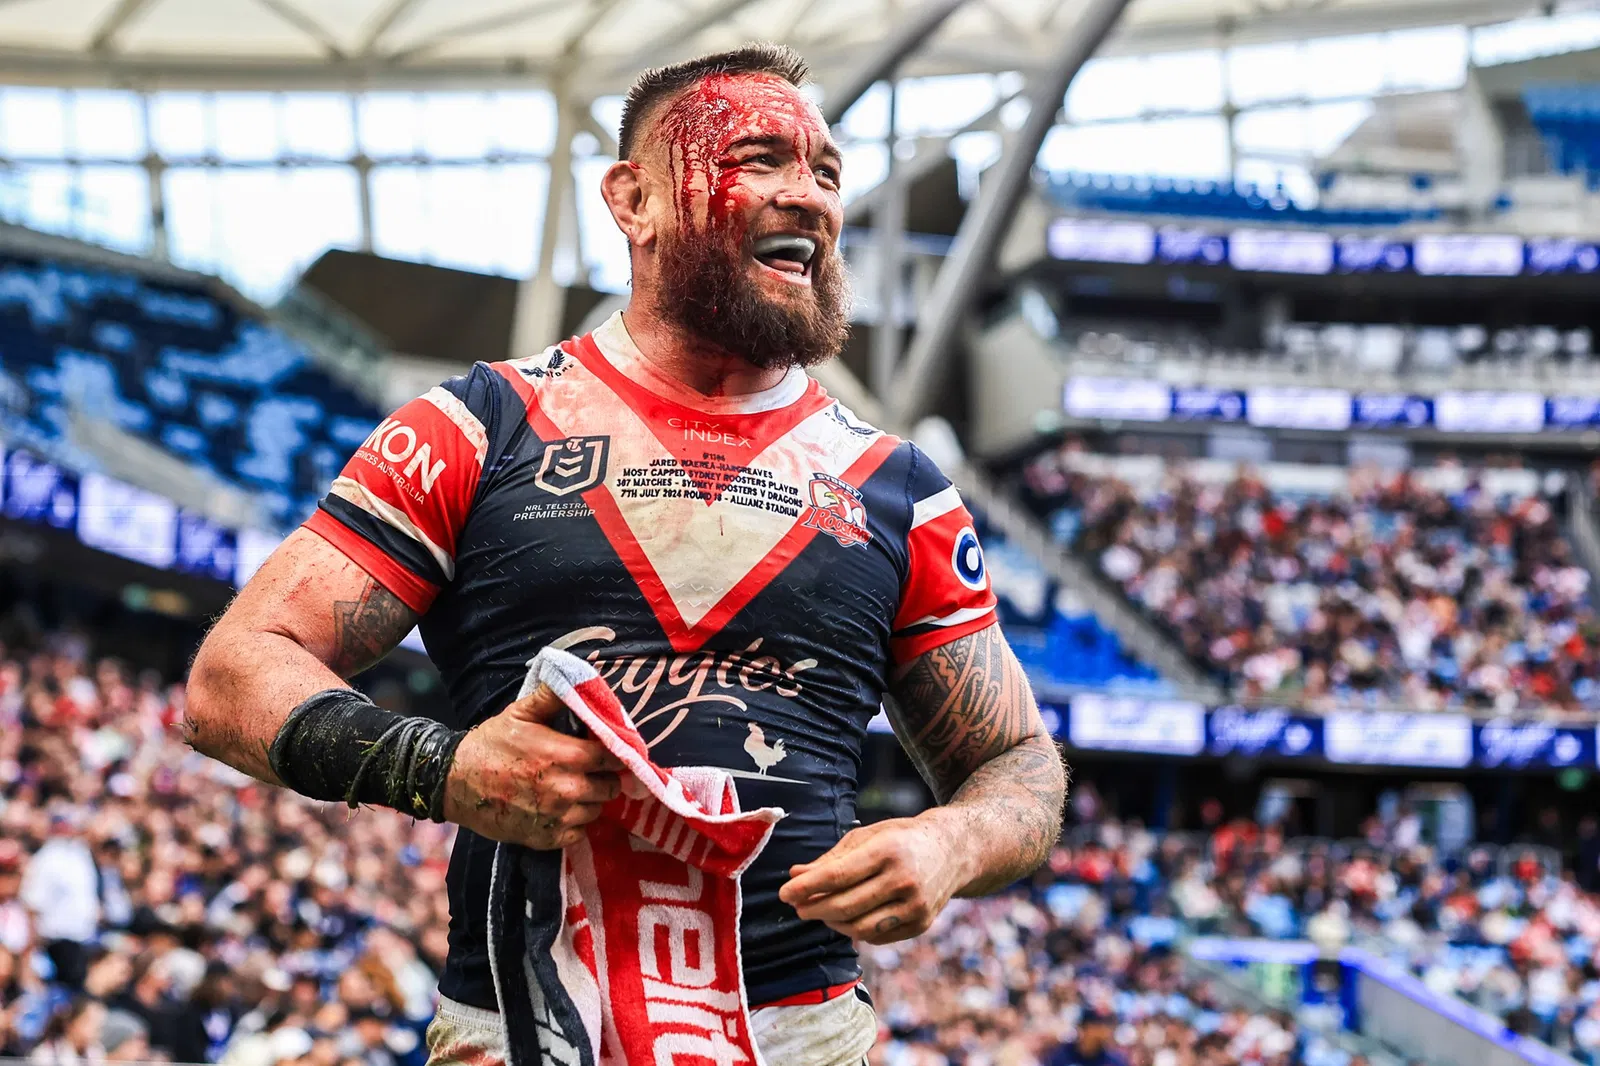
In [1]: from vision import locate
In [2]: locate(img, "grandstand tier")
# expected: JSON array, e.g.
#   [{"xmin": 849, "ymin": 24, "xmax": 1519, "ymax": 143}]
[
  {"xmin": 0, "ymin": 238, "xmax": 382, "ymax": 531},
  {"xmin": 13, "ymin": 5, "xmax": 1600, "ymax": 1066}
]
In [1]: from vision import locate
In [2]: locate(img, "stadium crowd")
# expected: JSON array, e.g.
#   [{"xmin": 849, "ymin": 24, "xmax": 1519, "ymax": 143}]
[
  {"xmin": 4, "ymin": 614, "xmax": 1599, "ymax": 1065},
  {"xmin": 1021, "ymin": 447, "xmax": 1600, "ymax": 714},
  {"xmin": 0, "ymin": 622, "xmax": 451, "ymax": 1065},
  {"xmin": 861, "ymin": 812, "xmax": 1321, "ymax": 1066},
  {"xmin": 0, "ymin": 616, "xmax": 1340, "ymax": 1066},
  {"xmin": 866, "ymin": 788, "xmax": 1600, "ymax": 1065}
]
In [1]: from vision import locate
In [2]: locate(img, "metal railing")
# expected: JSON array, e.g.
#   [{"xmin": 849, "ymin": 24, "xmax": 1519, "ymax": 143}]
[
  {"xmin": 1567, "ymin": 473, "xmax": 1600, "ymax": 590},
  {"xmin": 1181, "ymin": 953, "xmax": 1410, "ymax": 1066},
  {"xmin": 65, "ymin": 409, "xmax": 272, "ymax": 531},
  {"xmin": 1058, "ymin": 342, "xmax": 1600, "ymax": 395}
]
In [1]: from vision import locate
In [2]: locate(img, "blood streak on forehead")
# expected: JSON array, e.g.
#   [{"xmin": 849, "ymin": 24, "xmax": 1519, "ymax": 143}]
[{"xmin": 653, "ymin": 72, "xmax": 825, "ymax": 235}]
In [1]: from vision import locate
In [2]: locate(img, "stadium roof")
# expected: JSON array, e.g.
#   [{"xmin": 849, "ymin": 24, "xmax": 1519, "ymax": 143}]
[{"xmin": 0, "ymin": 0, "xmax": 1573, "ymax": 96}]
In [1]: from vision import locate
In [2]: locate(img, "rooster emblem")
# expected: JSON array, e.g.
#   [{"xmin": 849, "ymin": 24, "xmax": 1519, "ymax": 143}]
[
  {"xmin": 744, "ymin": 723, "xmax": 788, "ymax": 776},
  {"xmin": 800, "ymin": 472, "xmax": 871, "ymax": 548}
]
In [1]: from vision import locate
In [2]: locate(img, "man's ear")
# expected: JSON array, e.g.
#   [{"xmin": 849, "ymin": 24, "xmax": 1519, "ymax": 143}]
[{"xmin": 601, "ymin": 160, "xmax": 655, "ymax": 249}]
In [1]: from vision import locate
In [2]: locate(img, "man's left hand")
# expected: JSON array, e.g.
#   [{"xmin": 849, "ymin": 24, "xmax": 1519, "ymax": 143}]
[{"xmin": 778, "ymin": 813, "xmax": 971, "ymax": 944}]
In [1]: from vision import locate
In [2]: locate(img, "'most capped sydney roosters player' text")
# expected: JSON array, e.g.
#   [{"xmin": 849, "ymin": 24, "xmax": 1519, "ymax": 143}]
[{"xmin": 184, "ymin": 44, "xmax": 1066, "ymax": 1066}]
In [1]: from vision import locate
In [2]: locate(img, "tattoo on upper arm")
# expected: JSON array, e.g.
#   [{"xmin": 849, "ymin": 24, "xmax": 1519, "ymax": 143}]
[
  {"xmin": 887, "ymin": 625, "xmax": 1067, "ymax": 886},
  {"xmin": 887, "ymin": 624, "xmax": 1032, "ymax": 800},
  {"xmin": 330, "ymin": 579, "xmax": 417, "ymax": 677}
]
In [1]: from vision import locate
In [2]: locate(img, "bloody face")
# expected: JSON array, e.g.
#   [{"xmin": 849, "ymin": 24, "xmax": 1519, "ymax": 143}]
[{"xmin": 647, "ymin": 73, "xmax": 850, "ymax": 370}]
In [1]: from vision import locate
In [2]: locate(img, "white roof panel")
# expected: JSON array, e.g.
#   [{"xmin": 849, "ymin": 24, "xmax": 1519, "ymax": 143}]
[
  {"xmin": 0, "ymin": 0, "xmax": 1565, "ymax": 94},
  {"xmin": 118, "ymin": 0, "xmax": 331, "ymax": 58},
  {"xmin": 0, "ymin": 0, "xmax": 121, "ymax": 51}
]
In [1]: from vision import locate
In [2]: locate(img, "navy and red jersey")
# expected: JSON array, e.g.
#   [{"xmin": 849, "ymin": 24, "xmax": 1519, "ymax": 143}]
[{"xmin": 303, "ymin": 312, "xmax": 997, "ymax": 1010}]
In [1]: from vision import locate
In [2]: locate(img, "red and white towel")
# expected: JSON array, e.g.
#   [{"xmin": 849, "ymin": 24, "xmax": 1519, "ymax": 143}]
[{"xmin": 487, "ymin": 647, "xmax": 785, "ymax": 1066}]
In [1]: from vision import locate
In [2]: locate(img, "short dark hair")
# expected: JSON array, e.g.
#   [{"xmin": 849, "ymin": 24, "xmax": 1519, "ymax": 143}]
[{"xmin": 618, "ymin": 43, "xmax": 811, "ymax": 160}]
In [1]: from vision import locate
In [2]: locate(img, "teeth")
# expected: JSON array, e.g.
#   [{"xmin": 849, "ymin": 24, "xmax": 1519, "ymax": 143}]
[{"xmin": 752, "ymin": 234, "xmax": 817, "ymax": 261}]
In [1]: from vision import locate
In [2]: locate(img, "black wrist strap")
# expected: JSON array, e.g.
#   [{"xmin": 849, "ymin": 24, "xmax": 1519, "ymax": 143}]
[{"xmin": 268, "ymin": 689, "xmax": 466, "ymax": 822}]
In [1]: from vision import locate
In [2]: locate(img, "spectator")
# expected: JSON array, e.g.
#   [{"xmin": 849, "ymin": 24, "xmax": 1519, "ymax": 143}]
[
  {"xmin": 16, "ymin": 611, "xmax": 1600, "ymax": 1065},
  {"xmin": 21, "ymin": 810, "xmax": 100, "ymax": 991},
  {"xmin": 100, "ymin": 1010, "xmax": 150, "ymax": 1063},
  {"xmin": 27, "ymin": 998, "xmax": 105, "ymax": 1065},
  {"xmin": 109, "ymin": 957, "xmax": 179, "ymax": 1052},
  {"xmin": 1045, "ymin": 1009, "xmax": 1127, "ymax": 1066},
  {"xmin": 1021, "ymin": 454, "xmax": 1600, "ymax": 714},
  {"xmin": 0, "ymin": 630, "xmax": 450, "ymax": 1064},
  {"xmin": 0, "ymin": 841, "xmax": 33, "ymax": 956}
]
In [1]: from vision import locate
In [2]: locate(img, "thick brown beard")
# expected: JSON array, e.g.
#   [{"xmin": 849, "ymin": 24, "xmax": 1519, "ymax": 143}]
[{"xmin": 653, "ymin": 221, "xmax": 851, "ymax": 371}]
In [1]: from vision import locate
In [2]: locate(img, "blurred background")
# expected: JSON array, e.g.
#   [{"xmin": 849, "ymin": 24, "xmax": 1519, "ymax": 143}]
[{"xmin": 5, "ymin": 1, "xmax": 1600, "ymax": 1064}]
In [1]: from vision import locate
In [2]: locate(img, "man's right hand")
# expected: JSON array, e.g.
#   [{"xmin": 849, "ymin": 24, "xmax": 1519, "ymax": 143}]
[{"xmin": 442, "ymin": 685, "xmax": 626, "ymax": 849}]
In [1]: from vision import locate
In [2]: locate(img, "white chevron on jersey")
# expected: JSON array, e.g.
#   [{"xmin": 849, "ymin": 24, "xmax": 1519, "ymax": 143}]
[{"xmin": 528, "ymin": 343, "xmax": 884, "ymax": 633}]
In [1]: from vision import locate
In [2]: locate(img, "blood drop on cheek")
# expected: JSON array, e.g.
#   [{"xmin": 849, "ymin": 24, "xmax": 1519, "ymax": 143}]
[{"xmin": 655, "ymin": 74, "xmax": 823, "ymax": 244}]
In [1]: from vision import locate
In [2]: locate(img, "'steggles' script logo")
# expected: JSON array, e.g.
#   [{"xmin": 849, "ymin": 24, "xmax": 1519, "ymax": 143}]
[
  {"xmin": 1479, "ymin": 719, "xmax": 1582, "ymax": 767},
  {"xmin": 1208, "ymin": 708, "xmax": 1313, "ymax": 756},
  {"xmin": 551, "ymin": 627, "xmax": 816, "ymax": 748}
]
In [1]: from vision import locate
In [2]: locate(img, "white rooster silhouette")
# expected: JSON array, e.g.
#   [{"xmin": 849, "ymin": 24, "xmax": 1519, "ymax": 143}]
[{"xmin": 744, "ymin": 723, "xmax": 788, "ymax": 776}]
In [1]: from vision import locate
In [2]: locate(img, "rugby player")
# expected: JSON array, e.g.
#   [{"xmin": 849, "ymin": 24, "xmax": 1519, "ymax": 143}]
[{"xmin": 185, "ymin": 44, "xmax": 1066, "ymax": 1066}]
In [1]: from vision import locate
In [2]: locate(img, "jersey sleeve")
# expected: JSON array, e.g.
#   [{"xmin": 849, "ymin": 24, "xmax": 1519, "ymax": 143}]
[
  {"xmin": 301, "ymin": 363, "xmax": 500, "ymax": 614},
  {"xmin": 889, "ymin": 448, "xmax": 999, "ymax": 664}
]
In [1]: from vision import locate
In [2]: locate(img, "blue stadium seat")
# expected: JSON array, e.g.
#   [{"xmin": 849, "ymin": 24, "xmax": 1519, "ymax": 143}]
[
  {"xmin": 0, "ymin": 253, "xmax": 381, "ymax": 527},
  {"xmin": 979, "ymin": 521, "xmax": 1169, "ymax": 693},
  {"xmin": 1041, "ymin": 170, "xmax": 1441, "ymax": 226},
  {"xmin": 1523, "ymin": 84, "xmax": 1600, "ymax": 187}
]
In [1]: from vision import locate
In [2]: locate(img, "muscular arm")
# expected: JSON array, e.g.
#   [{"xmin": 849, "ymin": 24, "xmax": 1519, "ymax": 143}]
[
  {"xmin": 186, "ymin": 528, "xmax": 621, "ymax": 847},
  {"xmin": 184, "ymin": 529, "xmax": 417, "ymax": 784},
  {"xmin": 886, "ymin": 623, "xmax": 1067, "ymax": 896},
  {"xmin": 780, "ymin": 623, "xmax": 1065, "ymax": 940}
]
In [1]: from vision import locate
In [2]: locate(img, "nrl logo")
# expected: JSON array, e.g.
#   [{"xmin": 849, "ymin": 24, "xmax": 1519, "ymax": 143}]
[
  {"xmin": 534, "ymin": 435, "xmax": 609, "ymax": 497},
  {"xmin": 800, "ymin": 472, "xmax": 870, "ymax": 548}
]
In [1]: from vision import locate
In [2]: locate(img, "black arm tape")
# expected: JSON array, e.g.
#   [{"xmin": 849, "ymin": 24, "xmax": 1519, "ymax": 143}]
[{"xmin": 267, "ymin": 689, "xmax": 466, "ymax": 822}]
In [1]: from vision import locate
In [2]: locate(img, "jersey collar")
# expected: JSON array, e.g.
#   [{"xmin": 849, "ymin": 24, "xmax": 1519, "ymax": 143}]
[{"xmin": 588, "ymin": 311, "xmax": 812, "ymax": 416}]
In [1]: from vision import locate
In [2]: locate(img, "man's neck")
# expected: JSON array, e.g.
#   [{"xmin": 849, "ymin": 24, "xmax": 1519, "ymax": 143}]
[{"xmin": 619, "ymin": 306, "xmax": 790, "ymax": 398}]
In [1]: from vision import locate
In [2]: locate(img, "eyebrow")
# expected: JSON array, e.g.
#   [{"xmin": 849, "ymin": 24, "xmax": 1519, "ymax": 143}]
[{"xmin": 726, "ymin": 133, "xmax": 844, "ymax": 164}]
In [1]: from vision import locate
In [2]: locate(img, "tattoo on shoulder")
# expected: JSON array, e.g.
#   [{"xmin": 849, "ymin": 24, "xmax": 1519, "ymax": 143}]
[
  {"xmin": 330, "ymin": 579, "xmax": 416, "ymax": 677},
  {"xmin": 887, "ymin": 624, "xmax": 1031, "ymax": 800}
]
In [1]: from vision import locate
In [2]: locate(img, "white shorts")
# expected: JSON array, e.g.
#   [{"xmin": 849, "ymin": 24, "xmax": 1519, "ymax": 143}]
[{"xmin": 424, "ymin": 989, "xmax": 877, "ymax": 1066}]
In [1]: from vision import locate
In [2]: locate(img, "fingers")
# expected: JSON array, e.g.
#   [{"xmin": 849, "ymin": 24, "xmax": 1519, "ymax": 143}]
[
  {"xmin": 514, "ymin": 798, "xmax": 606, "ymax": 851},
  {"xmin": 780, "ymin": 841, "xmax": 888, "ymax": 904},
  {"xmin": 809, "ymin": 895, "xmax": 925, "ymax": 943},
  {"xmin": 784, "ymin": 822, "xmax": 887, "ymax": 882},
  {"xmin": 503, "ymin": 684, "xmax": 565, "ymax": 723},
  {"xmin": 846, "ymin": 901, "xmax": 928, "ymax": 945},
  {"xmin": 565, "ymin": 741, "xmax": 627, "ymax": 774},
  {"xmin": 549, "ymin": 801, "xmax": 605, "ymax": 829},
  {"xmin": 544, "ymin": 770, "xmax": 622, "ymax": 807},
  {"xmin": 499, "ymin": 689, "xmax": 627, "ymax": 774},
  {"xmin": 791, "ymin": 872, "xmax": 905, "ymax": 926},
  {"xmin": 781, "ymin": 819, "xmax": 950, "ymax": 944},
  {"xmin": 525, "ymin": 825, "xmax": 587, "ymax": 851},
  {"xmin": 531, "ymin": 734, "xmax": 626, "ymax": 777}
]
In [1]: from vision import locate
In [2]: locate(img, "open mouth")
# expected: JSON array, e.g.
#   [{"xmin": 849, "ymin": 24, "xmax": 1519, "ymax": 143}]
[{"xmin": 751, "ymin": 233, "xmax": 818, "ymax": 284}]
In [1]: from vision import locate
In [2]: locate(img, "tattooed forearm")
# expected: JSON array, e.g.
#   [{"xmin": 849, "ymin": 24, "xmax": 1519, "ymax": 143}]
[
  {"xmin": 330, "ymin": 579, "xmax": 416, "ymax": 677},
  {"xmin": 887, "ymin": 623, "xmax": 1067, "ymax": 892},
  {"xmin": 942, "ymin": 735, "xmax": 1069, "ymax": 895}
]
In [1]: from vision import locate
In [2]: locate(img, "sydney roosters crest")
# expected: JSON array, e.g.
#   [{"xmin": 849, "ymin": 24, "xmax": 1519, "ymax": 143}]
[
  {"xmin": 534, "ymin": 435, "xmax": 609, "ymax": 497},
  {"xmin": 800, "ymin": 472, "xmax": 871, "ymax": 548}
]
